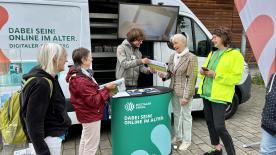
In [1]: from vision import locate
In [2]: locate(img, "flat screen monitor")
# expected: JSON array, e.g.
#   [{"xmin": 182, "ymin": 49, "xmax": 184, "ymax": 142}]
[{"xmin": 118, "ymin": 3, "xmax": 179, "ymax": 42}]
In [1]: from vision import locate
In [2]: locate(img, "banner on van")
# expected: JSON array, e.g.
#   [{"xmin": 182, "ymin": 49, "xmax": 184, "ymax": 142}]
[
  {"xmin": 0, "ymin": 3, "xmax": 81, "ymax": 60},
  {"xmin": 0, "ymin": 1, "xmax": 89, "ymax": 89},
  {"xmin": 234, "ymin": 0, "xmax": 276, "ymax": 85}
]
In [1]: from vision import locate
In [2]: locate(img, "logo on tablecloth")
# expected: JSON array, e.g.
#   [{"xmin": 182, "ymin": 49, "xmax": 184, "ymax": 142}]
[{"xmin": 125, "ymin": 102, "xmax": 135, "ymax": 112}]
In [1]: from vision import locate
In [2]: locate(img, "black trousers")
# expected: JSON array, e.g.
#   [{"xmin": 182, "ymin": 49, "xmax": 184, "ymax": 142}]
[{"xmin": 203, "ymin": 98, "xmax": 236, "ymax": 155}]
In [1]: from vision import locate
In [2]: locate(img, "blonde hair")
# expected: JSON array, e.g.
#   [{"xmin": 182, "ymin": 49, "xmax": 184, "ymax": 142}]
[{"xmin": 37, "ymin": 43, "xmax": 65, "ymax": 75}]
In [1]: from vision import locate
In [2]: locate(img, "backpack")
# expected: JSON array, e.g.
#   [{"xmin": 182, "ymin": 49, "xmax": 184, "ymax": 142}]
[{"xmin": 0, "ymin": 77, "xmax": 53, "ymax": 145}]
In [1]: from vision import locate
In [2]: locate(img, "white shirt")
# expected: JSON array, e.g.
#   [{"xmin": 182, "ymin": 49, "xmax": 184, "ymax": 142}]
[{"xmin": 173, "ymin": 47, "xmax": 189, "ymax": 70}]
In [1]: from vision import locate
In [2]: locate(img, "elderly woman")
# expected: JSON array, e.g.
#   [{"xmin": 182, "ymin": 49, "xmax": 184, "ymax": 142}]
[
  {"xmin": 159, "ymin": 33, "xmax": 198, "ymax": 151},
  {"xmin": 22, "ymin": 43, "xmax": 71, "ymax": 155},
  {"xmin": 116, "ymin": 28, "xmax": 151, "ymax": 87},
  {"xmin": 66, "ymin": 48, "xmax": 116, "ymax": 155},
  {"xmin": 198, "ymin": 27, "xmax": 244, "ymax": 155}
]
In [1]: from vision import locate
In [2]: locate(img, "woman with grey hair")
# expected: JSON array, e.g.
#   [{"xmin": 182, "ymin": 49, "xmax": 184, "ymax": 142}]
[
  {"xmin": 66, "ymin": 48, "xmax": 116, "ymax": 155},
  {"xmin": 159, "ymin": 33, "xmax": 198, "ymax": 151},
  {"xmin": 21, "ymin": 43, "xmax": 71, "ymax": 155}
]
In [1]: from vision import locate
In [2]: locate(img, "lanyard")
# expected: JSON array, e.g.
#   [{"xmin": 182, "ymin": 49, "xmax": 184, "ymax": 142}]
[
  {"xmin": 202, "ymin": 49, "xmax": 225, "ymax": 96},
  {"xmin": 207, "ymin": 50, "xmax": 225, "ymax": 70}
]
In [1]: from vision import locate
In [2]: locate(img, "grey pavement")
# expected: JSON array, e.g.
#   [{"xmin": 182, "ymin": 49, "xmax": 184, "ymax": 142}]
[
  {"xmin": 63, "ymin": 84, "xmax": 265, "ymax": 155},
  {"xmin": 1, "ymin": 84, "xmax": 265, "ymax": 155},
  {"xmin": 249, "ymin": 64, "xmax": 261, "ymax": 77},
  {"xmin": 0, "ymin": 66, "xmax": 266, "ymax": 155},
  {"xmin": 68, "ymin": 65, "xmax": 266, "ymax": 155}
]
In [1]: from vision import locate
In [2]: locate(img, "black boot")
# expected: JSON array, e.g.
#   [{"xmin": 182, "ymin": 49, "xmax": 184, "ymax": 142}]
[{"xmin": 203, "ymin": 149, "xmax": 222, "ymax": 155}]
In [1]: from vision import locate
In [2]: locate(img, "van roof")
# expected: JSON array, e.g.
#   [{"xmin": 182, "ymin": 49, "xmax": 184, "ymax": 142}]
[{"xmin": 1, "ymin": 0, "xmax": 88, "ymax": 3}]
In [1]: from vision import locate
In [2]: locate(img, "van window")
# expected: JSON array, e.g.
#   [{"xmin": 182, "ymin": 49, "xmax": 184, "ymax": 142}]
[
  {"xmin": 177, "ymin": 15, "xmax": 210, "ymax": 57},
  {"xmin": 177, "ymin": 16, "xmax": 194, "ymax": 53},
  {"xmin": 194, "ymin": 23, "xmax": 210, "ymax": 57}
]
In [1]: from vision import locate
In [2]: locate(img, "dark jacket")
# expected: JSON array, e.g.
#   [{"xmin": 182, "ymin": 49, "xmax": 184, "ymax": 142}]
[
  {"xmin": 66, "ymin": 66, "xmax": 110, "ymax": 123},
  {"xmin": 22, "ymin": 66, "xmax": 71, "ymax": 155},
  {"xmin": 262, "ymin": 73, "xmax": 276, "ymax": 136}
]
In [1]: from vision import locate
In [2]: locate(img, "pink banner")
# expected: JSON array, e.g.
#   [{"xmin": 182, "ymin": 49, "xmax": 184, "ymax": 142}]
[
  {"xmin": 234, "ymin": 0, "xmax": 276, "ymax": 85},
  {"xmin": 0, "ymin": 5, "xmax": 10, "ymax": 75}
]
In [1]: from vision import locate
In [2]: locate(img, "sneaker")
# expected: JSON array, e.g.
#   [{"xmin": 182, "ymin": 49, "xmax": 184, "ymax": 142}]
[
  {"xmin": 203, "ymin": 149, "xmax": 222, "ymax": 155},
  {"xmin": 179, "ymin": 142, "xmax": 191, "ymax": 151}
]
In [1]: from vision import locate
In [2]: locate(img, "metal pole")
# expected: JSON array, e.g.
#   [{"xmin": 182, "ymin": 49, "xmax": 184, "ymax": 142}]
[{"xmin": 241, "ymin": 29, "xmax": 247, "ymax": 56}]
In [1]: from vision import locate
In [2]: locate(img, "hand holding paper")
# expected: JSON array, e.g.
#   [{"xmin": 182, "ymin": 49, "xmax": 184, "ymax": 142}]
[
  {"xmin": 99, "ymin": 78, "xmax": 126, "ymax": 95},
  {"xmin": 105, "ymin": 82, "xmax": 116, "ymax": 90},
  {"xmin": 158, "ymin": 72, "xmax": 167, "ymax": 78},
  {"xmin": 142, "ymin": 58, "xmax": 150, "ymax": 64},
  {"xmin": 104, "ymin": 82, "xmax": 117, "ymax": 96}
]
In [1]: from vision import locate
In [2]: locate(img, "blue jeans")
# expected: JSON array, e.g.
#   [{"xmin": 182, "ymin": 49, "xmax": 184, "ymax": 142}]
[{"xmin": 261, "ymin": 129, "xmax": 276, "ymax": 155}]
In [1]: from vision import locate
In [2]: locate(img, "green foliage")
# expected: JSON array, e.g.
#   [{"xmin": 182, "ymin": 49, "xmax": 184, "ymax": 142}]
[{"xmin": 251, "ymin": 73, "xmax": 264, "ymax": 85}]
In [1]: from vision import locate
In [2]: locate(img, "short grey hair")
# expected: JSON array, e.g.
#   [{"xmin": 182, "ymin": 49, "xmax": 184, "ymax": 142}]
[
  {"xmin": 171, "ymin": 33, "xmax": 188, "ymax": 45},
  {"xmin": 37, "ymin": 43, "xmax": 65, "ymax": 75}
]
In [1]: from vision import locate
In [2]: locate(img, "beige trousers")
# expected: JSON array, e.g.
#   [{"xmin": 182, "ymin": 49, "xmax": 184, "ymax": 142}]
[
  {"xmin": 79, "ymin": 120, "xmax": 101, "ymax": 155},
  {"xmin": 172, "ymin": 93, "xmax": 193, "ymax": 143}
]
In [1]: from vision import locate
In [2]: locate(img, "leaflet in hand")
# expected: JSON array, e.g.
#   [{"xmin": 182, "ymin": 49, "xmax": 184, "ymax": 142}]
[
  {"xmin": 148, "ymin": 59, "xmax": 167, "ymax": 73},
  {"xmin": 99, "ymin": 78, "xmax": 126, "ymax": 92},
  {"xmin": 112, "ymin": 91, "xmax": 130, "ymax": 98}
]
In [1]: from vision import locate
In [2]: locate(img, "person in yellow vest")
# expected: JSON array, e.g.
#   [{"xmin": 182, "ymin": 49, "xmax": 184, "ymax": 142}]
[{"xmin": 198, "ymin": 27, "xmax": 244, "ymax": 155}]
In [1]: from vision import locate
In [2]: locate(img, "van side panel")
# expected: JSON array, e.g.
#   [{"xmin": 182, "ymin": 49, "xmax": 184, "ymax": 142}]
[{"xmin": 0, "ymin": 0, "xmax": 90, "ymax": 99}]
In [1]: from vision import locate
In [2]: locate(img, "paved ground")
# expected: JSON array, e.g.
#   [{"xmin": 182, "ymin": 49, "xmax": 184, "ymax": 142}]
[
  {"xmin": 1, "ymin": 84, "xmax": 265, "ymax": 155},
  {"xmin": 0, "ymin": 64, "xmax": 265, "ymax": 155},
  {"xmin": 172, "ymin": 84, "xmax": 265, "ymax": 155}
]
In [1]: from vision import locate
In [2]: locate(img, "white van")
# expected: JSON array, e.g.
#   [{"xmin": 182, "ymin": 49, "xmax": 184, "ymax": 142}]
[
  {"xmin": 150, "ymin": 0, "xmax": 251, "ymax": 120},
  {"xmin": 86, "ymin": 0, "xmax": 251, "ymax": 122},
  {"xmin": 0, "ymin": 0, "xmax": 251, "ymax": 125}
]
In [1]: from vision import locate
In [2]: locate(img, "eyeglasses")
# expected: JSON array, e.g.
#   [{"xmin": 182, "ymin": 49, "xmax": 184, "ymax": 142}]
[{"xmin": 135, "ymin": 39, "xmax": 143, "ymax": 43}]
